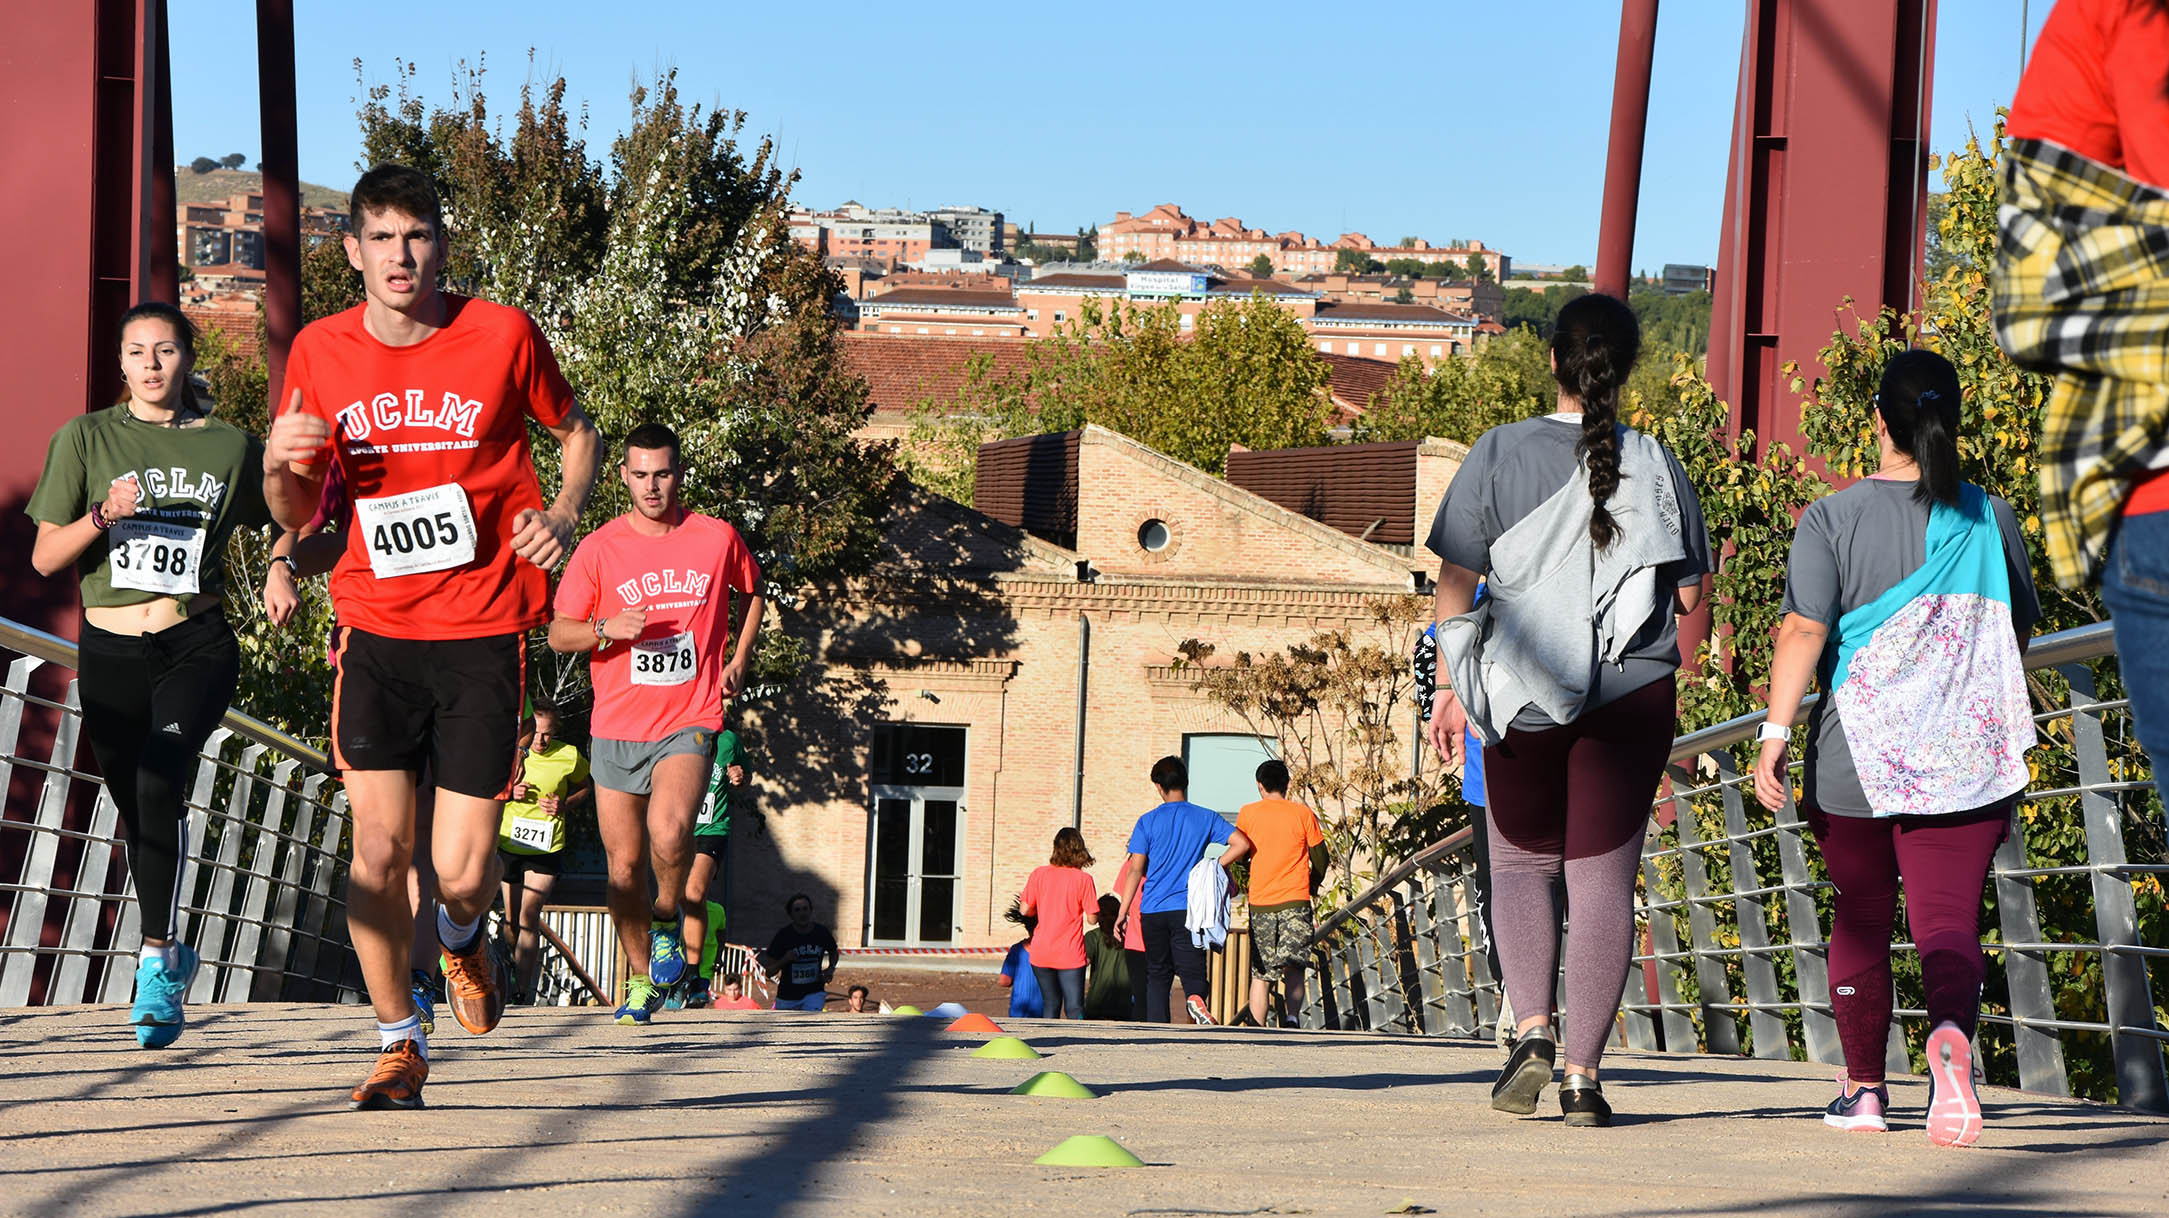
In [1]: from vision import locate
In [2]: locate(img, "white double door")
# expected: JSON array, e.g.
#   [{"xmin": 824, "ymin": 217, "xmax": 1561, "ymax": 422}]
[{"xmin": 866, "ymin": 784, "xmax": 963, "ymax": 946}]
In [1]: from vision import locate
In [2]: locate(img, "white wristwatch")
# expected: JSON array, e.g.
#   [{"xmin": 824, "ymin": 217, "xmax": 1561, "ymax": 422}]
[{"xmin": 1756, "ymin": 721, "xmax": 1792, "ymax": 743}]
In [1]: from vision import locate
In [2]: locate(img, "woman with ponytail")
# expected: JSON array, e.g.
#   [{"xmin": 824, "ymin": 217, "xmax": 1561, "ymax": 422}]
[
  {"xmin": 26, "ymin": 303, "xmax": 273, "ymax": 1048},
  {"xmin": 1752, "ymin": 349, "xmax": 2039, "ymax": 1146},
  {"xmin": 1424, "ymin": 292, "xmax": 1711, "ymax": 1126}
]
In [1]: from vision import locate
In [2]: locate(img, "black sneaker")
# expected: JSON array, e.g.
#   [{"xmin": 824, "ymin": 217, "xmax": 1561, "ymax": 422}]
[
  {"xmin": 1559, "ymin": 1074, "xmax": 1611, "ymax": 1127},
  {"xmin": 1491, "ymin": 1026, "xmax": 1557, "ymax": 1114}
]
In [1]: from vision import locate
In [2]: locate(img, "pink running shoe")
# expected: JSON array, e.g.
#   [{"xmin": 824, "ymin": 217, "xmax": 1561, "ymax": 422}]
[
  {"xmin": 1823, "ymin": 1072, "xmax": 1888, "ymax": 1132},
  {"xmin": 1925, "ymin": 1023, "xmax": 1984, "ymax": 1147}
]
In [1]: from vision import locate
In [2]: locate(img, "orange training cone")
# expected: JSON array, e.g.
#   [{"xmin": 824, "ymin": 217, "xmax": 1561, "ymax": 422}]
[{"xmin": 947, "ymin": 1012, "xmax": 1003, "ymax": 1034}]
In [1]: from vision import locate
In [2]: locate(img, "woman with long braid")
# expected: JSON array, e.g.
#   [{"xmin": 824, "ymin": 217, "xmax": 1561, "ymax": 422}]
[{"xmin": 1425, "ymin": 292, "xmax": 1709, "ymax": 1126}]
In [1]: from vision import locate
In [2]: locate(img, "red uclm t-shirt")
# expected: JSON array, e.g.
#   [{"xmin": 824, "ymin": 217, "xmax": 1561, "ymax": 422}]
[
  {"xmin": 554, "ymin": 513, "xmax": 762, "ymax": 743},
  {"xmin": 1022, "ymin": 864, "xmax": 1101, "ymax": 970},
  {"xmin": 285, "ymin": 296, "xmax": 577, "ymax": 639}
]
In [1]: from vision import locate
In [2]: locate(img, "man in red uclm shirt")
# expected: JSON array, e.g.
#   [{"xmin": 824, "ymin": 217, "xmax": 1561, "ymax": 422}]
[
  {"xmin": 262, "ymin": 163, "xmax": 601, "ymax": 1110},
  {"xmin": 549, "ymin": 423, "xmax": 764, "ymax": 1026}
]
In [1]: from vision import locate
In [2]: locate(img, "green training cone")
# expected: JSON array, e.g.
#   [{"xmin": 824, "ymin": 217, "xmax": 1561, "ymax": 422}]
[
  {"xmin": 890, "ymin": 1004, "xmax": 923, "ymax": 1016},
  {"xmin": 971, "ymin": 1035, "xmax": 1043, "ymax": 1059},
  {"xmin": 1033, "ymin": 1134, "xmax": 1142, "ymax": 1168},
  {"xmin": 1010, "ymin": 1070, "xmax": 1097, "ymax": 1098}
]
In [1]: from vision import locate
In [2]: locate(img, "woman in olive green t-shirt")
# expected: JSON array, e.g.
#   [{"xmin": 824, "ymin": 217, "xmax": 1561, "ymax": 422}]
[{"xmin": 26, "ymin": 302, "xmax": 271, "ymax": 1048}]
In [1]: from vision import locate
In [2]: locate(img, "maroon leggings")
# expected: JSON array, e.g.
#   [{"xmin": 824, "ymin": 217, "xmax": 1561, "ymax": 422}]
[
  {"xmin": 1808, "ymin": 802, "xmax": 2010, "ymax": 1085},
  {"xmin": 1483, "ymin": 677, "xmax": 1676, "ymax": 1069}
]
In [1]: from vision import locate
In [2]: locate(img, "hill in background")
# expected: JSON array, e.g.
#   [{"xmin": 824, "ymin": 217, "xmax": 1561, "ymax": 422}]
[{"xmin": 173, "ymin": 166, "xmax": 348, "ymax": 210}]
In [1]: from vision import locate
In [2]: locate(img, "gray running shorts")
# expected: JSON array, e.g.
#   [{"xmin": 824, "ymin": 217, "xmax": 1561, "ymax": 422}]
[{"xmin": 590, "ymin": 725, "xmax": 716, "ymax": 796}]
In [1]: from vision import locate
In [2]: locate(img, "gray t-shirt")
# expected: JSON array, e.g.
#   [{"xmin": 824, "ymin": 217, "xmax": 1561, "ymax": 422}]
[
  {"xmin": 1780, "ymin": 478, "xmax": 2040, "ymax": 817},
  {"xmin": 1425, "ymin": 415, "xmax": 1711, "ymax": 727}
]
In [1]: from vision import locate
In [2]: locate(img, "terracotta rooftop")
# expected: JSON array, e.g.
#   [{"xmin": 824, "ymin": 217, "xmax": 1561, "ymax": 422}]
[
  {"xmin": 841, "ymin": 332, "xmax": 1036, "ymax": 417},
  {"xmin": 1317, "ymin": 352, "xmax": 1400, "ymax": 414},
  {"xmin": 1313, "ymin": 301, "xmax": 1476, "ymax": 324},
  {"xmin": 863, "ymin": 287, "xmax": 1019, "ymax": 310},
  {"xmin": 1025, "ymin": 273, "xmax": 1126, "ymax": 290}
]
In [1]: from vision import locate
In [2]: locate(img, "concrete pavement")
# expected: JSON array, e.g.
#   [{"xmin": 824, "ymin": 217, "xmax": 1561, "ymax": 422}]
[{"xmin": 0, "ymin": 1004, "xmax": 2162, "ymax": 1217}]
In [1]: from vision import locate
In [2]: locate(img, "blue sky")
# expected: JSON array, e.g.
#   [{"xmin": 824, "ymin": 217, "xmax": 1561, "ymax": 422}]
[{"xmin": 170, "ymin": 1, "xmax": 2049, "ymax": 270}]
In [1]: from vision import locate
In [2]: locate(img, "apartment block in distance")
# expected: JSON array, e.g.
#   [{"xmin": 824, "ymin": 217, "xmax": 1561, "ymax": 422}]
[
  {"xmin": 791, "ymin": 202, "xmax": 1006, "ymax": 266},
  {"xmin": 1098, "ymin": 203, "xmax": 1509, "ymax": 283}
]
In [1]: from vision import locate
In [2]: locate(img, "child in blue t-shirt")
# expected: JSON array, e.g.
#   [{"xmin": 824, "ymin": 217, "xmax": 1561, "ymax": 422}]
[{"xmin": 999, "ymin": 900, "xmax": 1045, "ymax": 1018}]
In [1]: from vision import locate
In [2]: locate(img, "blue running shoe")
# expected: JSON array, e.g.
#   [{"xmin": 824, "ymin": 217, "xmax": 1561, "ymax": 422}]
[
  {"xmin": 410, "ymin": 969, "xmax": 439, "ymax": 1037},
  {"xmin": 615, "ymin": 976, "xmax": 664, "ymax": 1026},
  {"xmin": 132, "ymin": 944, "xmax": 199, "ymax": 1049},
  {"xmin": 648, "ymin": 921, "xmax": 687, "ymax": 988}
]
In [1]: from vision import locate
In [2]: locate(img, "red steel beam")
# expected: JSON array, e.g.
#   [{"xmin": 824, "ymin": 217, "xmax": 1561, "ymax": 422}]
[
  {"xmin": 1708, "ymin": 0, "xmax": 1936, "ymax": 455},
  {"xmin": 256, "ymin": 0, "xmax": 301, "ymax": 410},
  {"xmin": 1595, "ymin": 0, "xmax": 1661, "ymax": 299}
]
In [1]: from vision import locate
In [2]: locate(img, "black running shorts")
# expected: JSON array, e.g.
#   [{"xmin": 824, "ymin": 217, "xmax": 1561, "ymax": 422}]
[{"xmin": 331, "ymin": 625, "xmax": 524, "ymax": 799}]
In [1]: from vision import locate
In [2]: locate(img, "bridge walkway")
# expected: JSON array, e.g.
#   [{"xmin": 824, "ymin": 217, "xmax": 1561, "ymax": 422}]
[{"xmin": 0, "ymin": 1005, "xmax": 2161, "ymax": 1217}]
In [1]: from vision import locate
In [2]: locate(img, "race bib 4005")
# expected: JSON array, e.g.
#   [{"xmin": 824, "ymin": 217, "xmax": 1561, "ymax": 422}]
[
  {"xmin": 108, "ymin": 519, "xmax": 205, "ymax": 596},
  {"xmin": 630, "ymin": 631, "xmax": 696, "ymax": 686},
  {"xmin": 353, "ymin": 483, "xmax": 477, "ymax": 578}
]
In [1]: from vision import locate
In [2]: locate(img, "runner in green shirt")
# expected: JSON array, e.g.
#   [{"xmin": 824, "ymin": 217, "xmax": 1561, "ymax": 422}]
[
  {"xmin": 1082, "ymin": 894, "xmax": 1132, "ymax": 1019},
  {"xmin": 26, "ymin": 303, "xmax": 273, "ymax": 1049},
  {"xmin": 676, "ymin": 727, "xmax": 742, "ymax": 1008}
]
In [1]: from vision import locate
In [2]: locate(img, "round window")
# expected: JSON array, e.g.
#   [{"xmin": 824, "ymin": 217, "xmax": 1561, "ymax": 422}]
[{"xmin": 1137, "ymin": 519, "xmax": 1171, "ymax": 552}]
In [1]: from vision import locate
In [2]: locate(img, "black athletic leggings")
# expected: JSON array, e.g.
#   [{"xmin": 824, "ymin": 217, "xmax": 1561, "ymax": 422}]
[{"xmin": 76, "ymin": 613, "xmax": 238, "ymax": 944}]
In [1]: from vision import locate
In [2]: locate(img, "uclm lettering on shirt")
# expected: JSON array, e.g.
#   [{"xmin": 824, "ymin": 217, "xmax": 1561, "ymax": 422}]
[
  {"xmin": 616, "ymin": 570, "xmax": 715, "ymax": 603},
  {"xmin": 335, "ymin": 390, "xmax": 486, "ymax": 442},
  {"xmin": 118, "ymin": 467, "xmax": 227, "ymax": 507}
]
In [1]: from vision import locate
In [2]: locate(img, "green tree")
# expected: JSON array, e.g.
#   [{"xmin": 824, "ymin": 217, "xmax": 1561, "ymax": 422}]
[
  {"xmin": 188, "ymin": 156, "xmax": 217, "ymax": 174},
  {"xmin": 1383, "ymin": 257, "xmax": 1432, "ymax": 279},
  {"xmin": 1334, "ymin": 248, "xmax": 1382, "ymax": 274},
  {"xmin": 1246, "ymin": 252, "xmax": 1275, "ymax": 278},
  {"xmin": 1175, "ymin": 595, "xmax": 1456, "ymax": 905},
  {"xmin": 1355, "ymin": 328, "xmax": 1556, "ymax": 444},
  {"xmin": 1462, "ymin": 253, "xmax": 1494, "ymax": 284},
  {"xmin": 1393, "ymin": 287, "xmax": 1415, "ymax": 304},
  {"xmin": 220, "ymin": 153, "xmax": 247, "ymax": 170},
  {"xmin": 904, "ymin": 293, "xmax": 1334, "ymax": 497},
  {"xmin": 1122, "ymin": 250, "xmax": 1145, "ymax": 264}
]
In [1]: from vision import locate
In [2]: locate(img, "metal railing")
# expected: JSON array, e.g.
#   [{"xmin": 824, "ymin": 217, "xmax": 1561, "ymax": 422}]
[
  {"xmin": 523, "ymin": 905, "xmax": 773, "ymax": 1008},
  {"xmin": 1, "ymin": 616, "xmax": 362, "ymax": 1005},
  {"xmin": 1299, "ymin": 620, "xmax": 2169, "ymax": 1112}
]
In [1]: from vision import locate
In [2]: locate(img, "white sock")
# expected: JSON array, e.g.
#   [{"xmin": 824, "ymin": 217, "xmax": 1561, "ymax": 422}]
[
  {"xmin": 139, "ymin": 943, "xmax": 178, "ymax": 972},
  {"xmin": 436, "ymin": 904, "xmax": 481, "ymax": 954},
  {"xmin": 378, "ymin": 1014, "xmax": 428, "ymax": 1058}
]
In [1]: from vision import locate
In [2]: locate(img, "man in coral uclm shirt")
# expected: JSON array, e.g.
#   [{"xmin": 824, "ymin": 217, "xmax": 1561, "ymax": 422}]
[
  {"xmin": 262, "ymin": 163, "xmax": 601, "ymax": 1112},
  {"xmin": 549, "ymin": 423, "xmax": 765, "ymax": 1027}
]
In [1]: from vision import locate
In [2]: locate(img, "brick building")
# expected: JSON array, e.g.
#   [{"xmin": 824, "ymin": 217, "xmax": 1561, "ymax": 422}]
[
  {"xmin": 176, "ymin": 188, "xmax": 344, "ymax": 273},
  {"xmin": 791, "ymin": 201, "xmax": 1005, "ymax": 265},
  {"xmin": 1305, "ymin": 301, "xmax": 1480, "ymax": 367},
  {"xmin": 858, "ymin": 284, "xmax": 1029, "ymax": 339},
  {"xmin": 1294, "ymin": 272, "xmax": 1505, "ymax": 323},
  {"xmin": 1098, "ymin": 203, "xmax": 1510, "ymax": 282},
  {"xmin": 1014, "ymin": 260, "xmax": 1317, "ymax": 339},
  {"xmin": 724, "ymin": 425, "xmax": 1460, "ymax": 948}
]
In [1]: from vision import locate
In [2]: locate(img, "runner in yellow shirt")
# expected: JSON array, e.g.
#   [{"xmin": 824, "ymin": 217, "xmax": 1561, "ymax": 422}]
[{"xmin": 497, "ymin": 703, "xmax": 591, "ymax": 1002}]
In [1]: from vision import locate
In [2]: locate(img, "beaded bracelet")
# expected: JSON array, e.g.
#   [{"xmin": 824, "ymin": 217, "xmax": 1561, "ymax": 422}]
[{"xmin": 90, "ymin": 503, "xmax": 110, "ymax": 531}]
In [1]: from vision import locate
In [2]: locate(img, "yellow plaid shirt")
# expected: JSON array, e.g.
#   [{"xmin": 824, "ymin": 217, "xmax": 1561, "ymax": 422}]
[{"xmin": 1994, "ymin": 138, "xmax": 2169, "ymax": 587}]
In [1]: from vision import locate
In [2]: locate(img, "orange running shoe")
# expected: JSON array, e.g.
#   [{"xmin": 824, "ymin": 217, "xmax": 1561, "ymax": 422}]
[
  {"xmin": 441, "ymin": 938, "xmax": 506, "ymax": 1035},
  {"xmin": 350, "ymin": 1039, "xmax": 428, "ymax": 1110}
]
